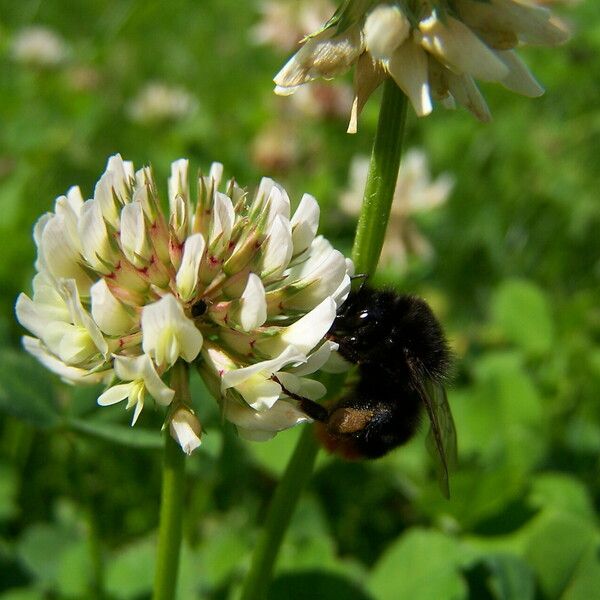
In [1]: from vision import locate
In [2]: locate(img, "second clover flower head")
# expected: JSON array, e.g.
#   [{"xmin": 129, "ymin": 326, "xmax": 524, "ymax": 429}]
[
  {"xmin": 16, "ymin": 155, "xmax": 353, "ymax": 452},
  {"xmin": 274, "ymin": 0, "xmax": 570, "ymax": 131}
]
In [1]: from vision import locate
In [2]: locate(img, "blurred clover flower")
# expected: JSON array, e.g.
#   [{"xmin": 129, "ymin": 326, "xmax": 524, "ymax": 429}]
[
  {"xmin": 274, "ymin": 0, "xmax": 570, "ymax": 131},
  {"xmin": 127, "ymin": 82, "xmax": 196, "ymax": 125},
  {"xmin": 11, "ymin": 26, "xmax": 69, "ymax": 69},
  {"xmin": 16, "ymin": 155, "xmax": 352, "ymax": 452},
  {"xmin": 341, "ymin": 149, "xmax": 454, "ymax": 267},
  {"xmin": 252, "ymin": 0, "xmax": 337, "ymax": 52}
]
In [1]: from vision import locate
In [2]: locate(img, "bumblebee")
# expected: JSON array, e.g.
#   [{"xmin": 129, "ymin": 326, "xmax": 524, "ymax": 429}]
[{"xmin": 292, "ymin": 286, "xmax": 457, "ymax": 497}]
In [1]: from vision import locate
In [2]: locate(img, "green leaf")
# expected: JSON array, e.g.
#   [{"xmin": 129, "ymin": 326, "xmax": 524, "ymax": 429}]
[
  {"xmin": 55, "ymin": 540, "xmax": 93, "ymax": 598},
  {"xmin": 67, "ymin": 417, "xmax": 163, "ymax": 449},
  {"xmin": 523, "ymin": 511, "xmax": 599, "ymax": 599},
  {"xmin": 484, "ymin": 554, "xmax": 535, "ymax": 600},
  {"xmin": 490, "ymin": 279, "xmax": 554, "ymax": 355},
  {"xmin": 0, "ymin": 350, "xmax": 60, "ymax": 428},
  {"xmin": 105, "ymin": 536, "xmax": 156, "ymax": 599},
  {"xmin": 368, "ymin": 529, "xmax": 473, "ymax": 600},
  {"xmin": 16, "ymin": 522, "xmax": 80, "ymax": 589},
  {"xmin": 528, "ymin": 473, "xmax": 596, "ymax": 520}
]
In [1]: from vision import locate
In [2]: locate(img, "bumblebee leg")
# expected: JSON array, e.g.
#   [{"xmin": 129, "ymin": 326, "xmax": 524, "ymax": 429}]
[{"xmin": 271, "ymin": 375, "xmax": 328, "ymax": 422}]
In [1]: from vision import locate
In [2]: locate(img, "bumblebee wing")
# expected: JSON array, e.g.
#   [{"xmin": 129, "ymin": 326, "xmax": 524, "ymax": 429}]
[{"xmin": 415, "ymin": 378, "xmax": 457, "ymax": 499}]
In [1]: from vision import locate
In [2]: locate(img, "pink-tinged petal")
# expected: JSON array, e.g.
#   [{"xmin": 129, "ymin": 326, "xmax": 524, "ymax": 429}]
[
  {"xmin": 290, "ymin": 193, "xmax": 320, "ymax": 256},
  {"xmin": 388, "ymin": 41, "xmax": 433, "ymax": 117}
]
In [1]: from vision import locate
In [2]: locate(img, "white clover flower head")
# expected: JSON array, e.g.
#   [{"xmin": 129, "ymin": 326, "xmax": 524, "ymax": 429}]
[
  {"xmin": 274, "ymin": 0, "xmax": 571, "ymax": 131},
  {"xmin": 127, "ymin": 82, "xmax": 197, "ymax": 124},
  {"xmin": 16, "ymin": 154, "xmax": 352, "ymax": 452},
  {"xmin": 341, "ymin": 149, "xmax": 454, "ymax": 268},
  {"xmin": 11, "ymin": 26, "xmax": 69, "ymax": 68},
  {"xmin": 251, "ymin": 0, "xmax": 337, "ymax": 52}
]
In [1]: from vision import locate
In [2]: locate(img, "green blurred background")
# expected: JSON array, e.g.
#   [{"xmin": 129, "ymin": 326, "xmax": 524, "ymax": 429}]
[{"xmin": 1, "ymin": 1, "xmax": 599, "ymax": 598}]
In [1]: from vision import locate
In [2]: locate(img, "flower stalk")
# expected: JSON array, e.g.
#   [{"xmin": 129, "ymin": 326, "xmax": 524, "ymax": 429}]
[
  {"xmin": 152, "ymin": 363, "xmax": 188, "ymax": 600},
  {"xmin": 352, "ymin": 79, "xmax": 408, "ymax": 274},
  {"xmin": 240, "ymin": 82, "xmax": 408, "ymax": 600}
]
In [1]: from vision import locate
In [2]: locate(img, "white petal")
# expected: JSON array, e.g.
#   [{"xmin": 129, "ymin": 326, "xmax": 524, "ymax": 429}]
[
  {"xmin": 39, "ymin": 214, "xmax": 93, "ymax": 293},
  {"xmin": 289, "ymin": 340, "xmax": 339, "ymax": 376},
  {"xmin": 113, "ymin": 354, "xmax": 175, "ymax": 406},
  {"xmin": 290, "ymin": 194, "xmax": 320, "ymax": 255},
  {"xmin": 259, "ymin": 215, "xmax": 293, "ymax": 278},
  {"xmin": 209, "ymin": 192, "xmax": 235, "ymax": 249},
  {"xmin": 169, "ymin": 407, "xmax": 201, "ymax": 455},
  {"xmin": 276, "ymin": 371, "xmax": 326, "ymax": 400},
  {"xmin": 15, "ymin": 293, "xmax": 59, "ymax": 341},
  {"xmin": 388, "ymin": 41, "xmax": 433, "ymax": 117},
  {"xmin": 168, "ymin": 159, "xmax": 189, "ymax": 212},
  {"xmin": 364, "ymin": 5, "xmax": 410, "ymax": 60},
  {"xmin": 120, "ymin": 201, "xmax": 151, "ymax": 266},
  {"xmin": 97, "ymin": 383, "xmax": 133, "ymax": 406},
  {"xmin": 260, "ymin": 297, "xmax": 337, "ymax": 356},
  {"xmin": 23, "ymin": 336, "xmax": 111, "ymax": 385},
  {"xmin": 446, "ymin": 72, "xmax": 492, "ymax": 122},
  {"xmin": 237, "ymin": 273, "xmax": 267, "ymax": 331},
  {"xmin": 141, "ymin": 294, "xmax": 203, "ymax": 367},
  {"xmin": 60, "ymin": 279, "xmax": 108, "ymax": 358},
  {"xmin": 221, "ymin": 345, "xmax": 306, "ymax": 391},
  {"xmin": 175, "ymin": 233, "xmax": 206, "ymax": 302},
  {"xmin": 496, "ymin": 49, "xmax": 544, "ymax": 97},
  {"xmin": 78, "ymin": 199, "xmax": 115, "ymax": 274},
  {"xmin": 460, "ymin": 0, "xmax": 570, "ymax": 47},
  {"xmin": 418, "ymin": 14, "xmax": 509, "ymax": 82},
  {"xmin": 274, "ymin": 27, "xmax": 362, "ymax": 88},
  {"xmin": 90, "ymin": 279, "xmax": 137, "ymax": 336},
  {"xmin": 264, "ymin": 184, "xmax": 291, "ymax": 230},
  {"xmin": 235, "ymin": 375, "xmax": 282, "ymax": 410},
  {"xmin": 225, "ymin": 398, "xmax": 311, "ymax": 433}
]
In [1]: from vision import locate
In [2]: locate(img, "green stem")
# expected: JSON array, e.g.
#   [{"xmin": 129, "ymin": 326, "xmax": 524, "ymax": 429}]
[
  {"xmin": 239, "ymin": 82, "xmax": 408, "ymax": 600},
  {"xmin": 240, "ymin": 425, "xmax": 320, "ymax": 600},
  {"xmin": 152, "ymin": 364, "xmax": 188, "ymax": 600},
  {"xmin": 352, "ymin": 79, "xmax": 408, "ymax": 276}
]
